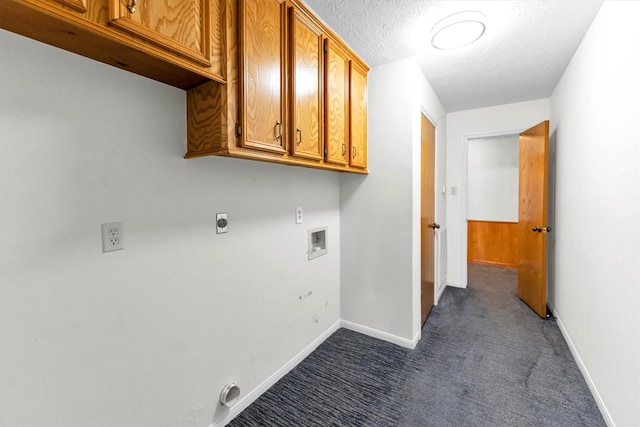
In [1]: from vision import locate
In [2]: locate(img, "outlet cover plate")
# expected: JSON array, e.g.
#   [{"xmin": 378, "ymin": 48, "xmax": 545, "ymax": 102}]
[
  {"xmin": 296, "ymin": 207, "xmax": 303, "ymax": 224},
  {"xmin": 216, "ymin": 213, "xmax": 228, "ymax": 234},
  {"xmin": 101, "ymin": 222, "xmax": 123, "ymax": 252}
]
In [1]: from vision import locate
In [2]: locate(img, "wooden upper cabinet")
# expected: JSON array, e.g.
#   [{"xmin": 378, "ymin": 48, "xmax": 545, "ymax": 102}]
[
  {"xmin": 289, "ymin": 6, "xmax": 323, "ymax": 161},
  {"xmin": 324, "ymin": 38, "xmax": 350, "ymax": 166},
  {"xmin": 350, "ymin": 60, "xmax": 368, "ymax": 169},
  {"xmin": 0, "ymin": 0, "xmax": 225, "ymax": 87},
  {"xmin": 54, "ymin": 0, "xmax": 87, "ymax": 13},
  {"xmin": 108, "ymin": 0, "xmax": 212, "ymax": 67},
  {"xmin": 184, "ymin": 0, "xmax": 368, "ymax": 173},
  {"xmin": 238, "ymin": 0, "xmax": 287, "ymax": 154}
]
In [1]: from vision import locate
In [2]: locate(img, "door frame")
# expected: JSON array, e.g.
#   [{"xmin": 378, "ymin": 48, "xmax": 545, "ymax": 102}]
[
  {"xmin": 460, "ymin": 128, "xmax": 524, "ymax": 288},
  {"xmin": 419, "ymin": 107, "xmax": 441, "ymax": 304}
]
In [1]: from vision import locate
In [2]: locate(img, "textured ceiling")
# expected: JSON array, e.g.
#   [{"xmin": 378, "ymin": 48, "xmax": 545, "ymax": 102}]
[{"xmin": 302, "ymin": 0, "xmax": 604, "ymax": 112}]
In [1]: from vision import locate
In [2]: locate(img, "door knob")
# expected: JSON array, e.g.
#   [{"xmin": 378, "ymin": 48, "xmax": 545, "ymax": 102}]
[
  {"xmin": 532, "ymin": 226, "xmax": 552, "ymax": 232},
  {"xmin": 430, "ymin": 223, "xmax": 440, "ymax": 229}
]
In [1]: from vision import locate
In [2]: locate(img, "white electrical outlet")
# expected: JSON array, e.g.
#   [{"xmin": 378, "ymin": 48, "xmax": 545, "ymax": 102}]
[
  {"xmin": 296, "ymin": 207, "xmax": 303, "ymax": 224},
  {"xmin": 101, "ymin": 222, "xmax": 123, "ymax": 252},
  {"xmin": 216, "ymin": 212, "xmax": 228, "ymax": 234}
]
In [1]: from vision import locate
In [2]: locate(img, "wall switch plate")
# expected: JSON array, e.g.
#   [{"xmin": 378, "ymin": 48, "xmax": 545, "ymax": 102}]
[
  {"xmin": 101, "ymin": 222, "xmax": 123, "ymax": 252},
  {"xmin": 216, "ymin": 213, "xmax": 228, "ymax": 234},
  {"xmin": 295, "ymin": 207, "xmax": 303, "ymax": 224}
]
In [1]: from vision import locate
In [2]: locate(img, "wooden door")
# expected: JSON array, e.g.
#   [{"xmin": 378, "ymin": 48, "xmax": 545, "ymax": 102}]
[
  {"xmin": 289, "ymin": 6, "xmax": 323, "ymax": 160},
  {"xmin": 349, "ymin": 61, "xmax": 367, "ymax": 169},
  {"xmin": 421, "ymin": 114, "xmax": 436, "ymax": 325},
  {"xmin": 238, "ymin": 0, "xmax": 287, "ymax": 154},
  {"xmin": 109, "ymin": 0, "xmax": 211, "ymax": 67},
  {"xmin": 324, "ymin": 38, "xmax": 350, "ymax": 166},
  {"xmin": 518, "ymin": 120, "xmax": 550, "ymax": 318}
]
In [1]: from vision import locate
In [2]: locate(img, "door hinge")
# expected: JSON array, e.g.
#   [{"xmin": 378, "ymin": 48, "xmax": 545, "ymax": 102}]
[
  {"xmin": 323, "ymin": 42, "xmax": 328, "ymax": 53},
  {"xmin": 235, "ymin": 123, "xmax": 242, "ymax": 137}
]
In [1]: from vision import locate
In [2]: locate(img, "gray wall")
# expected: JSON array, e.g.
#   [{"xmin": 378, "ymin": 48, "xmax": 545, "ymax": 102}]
[
  {"xmin": 340, "ymin": 57, "xmax": 447, "ymax": 345},
  {"xmin": 549, "ymin": 2, "xmax": 640, "ymax": 425},
  {"xmin": 468, "ymin": 135, "xmax": 519, "ymax": 222},
  {"xmin": 0, "ymin": 29, "xmax": 341, "ymax": 427}
]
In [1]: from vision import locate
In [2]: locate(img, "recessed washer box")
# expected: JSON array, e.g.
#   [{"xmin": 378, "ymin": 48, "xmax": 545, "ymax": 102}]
[{"xmin": 308, "ymin": 227, "xmax": 327, "ymax": 260}]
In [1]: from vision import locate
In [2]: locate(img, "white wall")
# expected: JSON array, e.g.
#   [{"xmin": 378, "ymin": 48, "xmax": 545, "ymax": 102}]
[
  {"xmin": 549, "ymin": 2, "xmax": 640, "ymax": 425},
  {"xmin": 446, "ymin": 99, "xmax": 549, "ymax": 287},
  {"xmin": 0, "ymin": 30, "xmax": 341, "ymax": 427},
  {"xmin": 468, "ymin": 135, "xmax": 519, "ymax": 222},
  {"xmin": 340, "ymin": 57, "xmax": 446, "ymax": 345}
]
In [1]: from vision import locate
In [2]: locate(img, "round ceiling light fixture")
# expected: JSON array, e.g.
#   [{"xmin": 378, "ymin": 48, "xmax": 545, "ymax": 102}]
[{"xmin": 431, "ymin": 11, "xmax": 486, "ymax": 50}]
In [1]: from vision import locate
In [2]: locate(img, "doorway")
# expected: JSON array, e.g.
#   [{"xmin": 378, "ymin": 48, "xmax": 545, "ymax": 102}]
[
  {"xmin": 463, "ymin": 122, "xmax": 551, "ymax": 318},
  {"xmin": 466, "ymin": 134, "xmax": 520, "ymax": 268},
  {"xmin": 421, "ymin": 113, "xmax": 436, "ymax": 325}
]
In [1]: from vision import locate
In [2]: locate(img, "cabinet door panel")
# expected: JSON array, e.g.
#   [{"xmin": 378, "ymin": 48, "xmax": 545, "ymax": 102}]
[
  {"xmin": 109, "ymin": 0, "xmax": 211, "ymax": 67},
  {"xmin": 324, "ymin": 39, "xmax": 349, "ymax": 166},
  {"xmin": 350, "ymin": 61, "xmax": 367, "ymax": 169},
  {"xmin": 239, "ymin": 0, "xmax": 286, "ymax": 153},
  {"xmin": 290, "ymin": 7, "xmax": 323, "ymax": 161},
  {"xmin": 54, "ymin": 0, "xmax": 87, "ymax": 13}
]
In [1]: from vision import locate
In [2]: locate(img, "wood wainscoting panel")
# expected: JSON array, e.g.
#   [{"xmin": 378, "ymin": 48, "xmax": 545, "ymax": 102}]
[{"xmin": 468, "ymin": 220, "xmax": 520, "ymax": 267}]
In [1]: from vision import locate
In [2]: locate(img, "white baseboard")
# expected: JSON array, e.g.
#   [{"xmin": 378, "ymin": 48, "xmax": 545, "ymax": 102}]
[
  {"xmin": 435, "ymin": 281, "xmax": 447, "ymax": 304},
  {"xmin": 212, "ymin": 320, "xmax": 341, "ymax": 427},
  {"xmin": 548, "ymin": 304, "xmax": 614, "ymax": 427},
  {"xmin": 446, "ymin": 281, "xmax": 466, "ymax": 289},
  {"xmin": 341, "ymin": 319, "xmax": 419, "ymax": 349}
]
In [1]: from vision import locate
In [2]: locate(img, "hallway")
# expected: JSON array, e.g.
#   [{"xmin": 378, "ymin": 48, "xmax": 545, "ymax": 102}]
[{"xmin": 229, "ymin": 263, "xmax": 604, "ymax": 426}]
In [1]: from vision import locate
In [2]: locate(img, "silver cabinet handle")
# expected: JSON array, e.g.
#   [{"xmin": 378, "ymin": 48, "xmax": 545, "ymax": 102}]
[{"xmin": 275, "ymin": 121, "xmax": 283, "ymax": 141}]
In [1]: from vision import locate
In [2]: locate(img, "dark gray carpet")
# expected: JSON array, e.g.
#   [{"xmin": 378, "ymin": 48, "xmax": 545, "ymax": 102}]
[{"xmin": 228, "ymin": 263, "xmax": 604, "ymax": 426}]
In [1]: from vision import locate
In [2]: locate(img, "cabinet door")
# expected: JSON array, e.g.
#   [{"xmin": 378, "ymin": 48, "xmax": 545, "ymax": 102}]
[
  {"xmin": 109, "ymin": 0, "xmax": 211, "ymax": 67},
  {"xmin": 289, "ymin": 7, "xmax": 323, "ymax": 161},
  {"xmin": 238, "ymin": 0, "xmax": 287, "ymax": 153},
  {"xmin": 324, "ymin": 38, "xmax": 349, "ymax": 166},
  {"xmin": 54, "ymin": 0, "xmax": 87, "ymax": 13},
  {"xmin": 350, "ymin": 61, "xmax": 368, "ymax": 169}
]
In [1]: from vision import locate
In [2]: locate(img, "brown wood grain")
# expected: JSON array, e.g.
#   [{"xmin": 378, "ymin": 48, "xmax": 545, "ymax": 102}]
[
  {"xmin": 108, "ymin": 0, "xmax": 211, "ymax": 67},
  {"xmin": 187, "ymin": 80, "xmax": 225, "ymax": 154},
  {"xmin": 289, "ymin": 6, "xmax": 323, "ymax": 161},
  {"xmin": 324, "ymin": 38, "xmax": 350, "ymax": 166},
  {"xmin": 210, "ymin": 0, "xmax": 225, "ymax": 78},
  {"xmin": 0, "ymin": 0, "xmax": 225, "ymax": 88},
  {"xmin": 185, "ymin": 0, "xmax": 368, "ymax": 173},
  {"xmin": 238, "ymin": 0, "xmax": 287, "ymax": 154},
  {"xmin": 350, "ymin": 60, "xmax": 367, "ymax": 169},
  {"xmin": 223, "ymin": 0, "xmax": 237, "ymax": 148},
  {"xmin": 421, "ymin": 114, "xmax": 436, "ymax": 324},
  {"xmin": 468, "ymin": 220, "xmax": 520, "ymax": 267},
  {"xmin": 54, "ymin": 0, "xmax": 87, "ymax": 13},
  {"xmin": 517, "ymin": 120, "xmax": 549, "ymax": 318}
]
